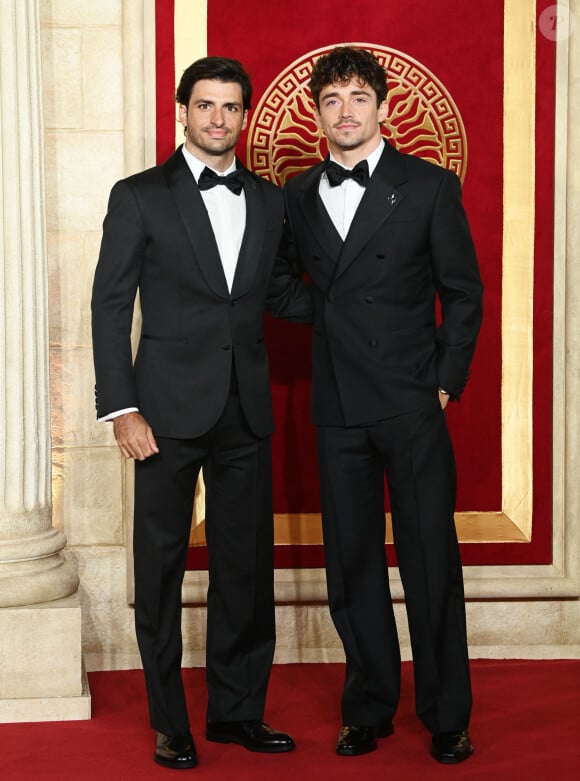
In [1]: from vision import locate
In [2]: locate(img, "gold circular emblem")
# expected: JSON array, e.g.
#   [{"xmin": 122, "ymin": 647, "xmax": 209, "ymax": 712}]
[{"xmin": 247, "ymin": 43, "xmax": 467, "ymax": 186}]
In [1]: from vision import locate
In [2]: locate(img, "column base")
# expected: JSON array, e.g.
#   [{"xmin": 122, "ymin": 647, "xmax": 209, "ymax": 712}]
[
  {"xmin": 0, "ymin": 665, "xmax": 91, "ymax": 723},
  {"xmin": 0, "ymin": 593, "xmax": 91, "ymax": 722}
]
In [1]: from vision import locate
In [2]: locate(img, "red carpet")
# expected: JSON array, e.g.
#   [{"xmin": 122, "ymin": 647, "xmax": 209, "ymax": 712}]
[{"xmin": 1, "ymin": 660, "xmax": 579, "ymax": 779}]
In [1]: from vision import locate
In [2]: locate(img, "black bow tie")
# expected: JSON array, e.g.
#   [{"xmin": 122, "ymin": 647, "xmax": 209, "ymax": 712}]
[
  {"xmin": 198, "ymin": 167, "xmax": 244, "ymax": 195},
  {"xmin": 325, "ymin": 159, "xmax": 370, "ymax": 187}
]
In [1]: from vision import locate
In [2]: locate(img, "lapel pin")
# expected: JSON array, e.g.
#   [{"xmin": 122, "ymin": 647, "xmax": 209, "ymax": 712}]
[{"xmin": 387, "ymin": 192, "xmax": 400, "ymax": 207}]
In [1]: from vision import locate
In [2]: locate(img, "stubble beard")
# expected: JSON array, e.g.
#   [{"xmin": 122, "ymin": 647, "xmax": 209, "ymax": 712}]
[
  {"xmin": 327, "ymin": 121, "xmax": 366, "ymax": 149},
  {"xmin": 332, "ymin": 133, "xmax": 364, "ymax": 151},
  {"xmin": 188, "ymin": 126, "xmax": 238, "ymax": 158}
]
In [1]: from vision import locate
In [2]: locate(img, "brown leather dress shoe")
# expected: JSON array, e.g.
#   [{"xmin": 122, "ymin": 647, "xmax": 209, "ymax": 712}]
[
  {"xmin": 431, "ymin": 730, "xmax": 474, "ymax": 764},
  {"xmin": 336, "ymin": 721, "xmax": 394, "ymax": 756},
  {"xmin": 206, "ymin": 720, "xmax": 295, "ymax": 753},
  {"xmin": 155, "ymin": 730, "xmax": 198, "ymax": 769}
]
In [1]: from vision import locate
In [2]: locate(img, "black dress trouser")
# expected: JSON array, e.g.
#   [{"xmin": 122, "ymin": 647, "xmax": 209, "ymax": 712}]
[
  {"xmin": 133, "ymin": 393, "xmax": 275, "ymax": 735},
  {"xmin": 317, "ymin": 403, "xmax": 472, "ymax": 734}
]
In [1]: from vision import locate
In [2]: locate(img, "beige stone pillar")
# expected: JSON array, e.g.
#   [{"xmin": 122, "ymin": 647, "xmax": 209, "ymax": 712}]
[{"xmin": 0, "ymin": 0, "xmax": 89, "ymax": 721}]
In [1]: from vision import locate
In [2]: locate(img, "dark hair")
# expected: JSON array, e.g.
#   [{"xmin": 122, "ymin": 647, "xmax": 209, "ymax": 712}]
[
  {"xmin": 175, "ymin": 56, "xmax": 252, "ymax": 110},
  {"xmin": 309, "ymin": 47, "xmax": 388, "ymax": 108}
]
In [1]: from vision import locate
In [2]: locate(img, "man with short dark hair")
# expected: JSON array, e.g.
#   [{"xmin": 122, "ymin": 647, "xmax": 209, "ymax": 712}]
[
  {"xmin": 283, "ymin": 46, "xmax": 483, "ymax": 764},
  {"xmin": 92, "ymin": 56, "xmax": 311, "ymax": 770}
]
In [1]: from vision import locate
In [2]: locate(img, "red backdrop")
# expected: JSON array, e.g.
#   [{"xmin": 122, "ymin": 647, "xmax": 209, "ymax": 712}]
[{"xmin": 155, "ymin": 1, "xmax": 556, "ymax": 568}]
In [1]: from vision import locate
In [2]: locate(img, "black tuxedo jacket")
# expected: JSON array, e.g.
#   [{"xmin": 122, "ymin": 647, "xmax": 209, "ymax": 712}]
[
  {"xmin": 283, "ymin": 141, "xmax": 483, "ymax": 427},
  {"xmin": 92, "ymin": 147, "xmax": 312, "ymax": 439}
]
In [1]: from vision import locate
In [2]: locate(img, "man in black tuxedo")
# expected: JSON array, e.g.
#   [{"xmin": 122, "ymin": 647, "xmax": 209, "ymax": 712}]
[
  {"xmin": 283, "ymin": 47, "xmax": 483, "ymax": 764},
  {"xmin": 92, "ymin": 57, "xmax": 311, "ymax": 770}
]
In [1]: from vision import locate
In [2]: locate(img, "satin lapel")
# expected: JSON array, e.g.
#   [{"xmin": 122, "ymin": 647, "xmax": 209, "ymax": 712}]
[
  {"xmin": 230, "ymin": 168, "xmax": 264, "ymax": 298},
  {"xmin": 332, "ymin": 144, "xmax": 407, "ymax": 284},
  {"xmin": 163, "ymin": 148, "xmax": 229, "ymax": 298},
  {"xmin": 297, "ymin": 162, "xmax": 343, "ymax": 262}
]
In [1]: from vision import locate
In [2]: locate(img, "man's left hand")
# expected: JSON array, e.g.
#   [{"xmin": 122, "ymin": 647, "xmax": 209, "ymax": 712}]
[{"xmin": 438, "ymin": 389, "xmax": 450, "ymax": 409}]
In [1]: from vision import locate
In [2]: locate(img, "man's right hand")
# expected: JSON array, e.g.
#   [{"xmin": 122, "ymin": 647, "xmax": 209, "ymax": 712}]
[{"xmin": 113, "ymin": 412, "xmax": 159, "ymax": 461}]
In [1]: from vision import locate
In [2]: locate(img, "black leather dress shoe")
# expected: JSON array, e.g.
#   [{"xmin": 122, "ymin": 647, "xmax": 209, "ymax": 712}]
[
  {"xmin": 206, "ymin": 720, "xmax": 295, "ymax": 753},
  {"xmin": 336, "ymin": 721, "xmax": 394, "ymax": 756},
  {"xmin": 155, "ymin": 730, "xmax": 198, "ymax": 769},
  {"xmin": 431, "ymin": 730, "xmax": 473, "ymax": 764}
]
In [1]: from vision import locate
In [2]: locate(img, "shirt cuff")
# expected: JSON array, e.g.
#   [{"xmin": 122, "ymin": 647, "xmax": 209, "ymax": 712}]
[{"xmin": 98, "ymin": 407, "xmax": 139, "ymax": 422}]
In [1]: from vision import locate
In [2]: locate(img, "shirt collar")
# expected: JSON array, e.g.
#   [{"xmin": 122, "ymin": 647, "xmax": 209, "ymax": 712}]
[
  {"xmin": 328, "ymin": 138, "xmax": 385, "ymax": 178},
  {"xmin": 181, "ymin": 144, "xmax": 238, "ymax": 182}
]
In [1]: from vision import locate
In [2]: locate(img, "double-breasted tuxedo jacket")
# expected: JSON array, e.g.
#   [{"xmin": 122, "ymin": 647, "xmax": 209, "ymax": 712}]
[
  {"xmin": 283, "ymin": 140, "xmax": 483, "ymax": 426},
  {"xmin": 283, "ymin": 141, "xmax": 483, "ymax": 733},
  {"xmin": 92, "ymin": 147, "xmax": 312, "ymax": 437}
]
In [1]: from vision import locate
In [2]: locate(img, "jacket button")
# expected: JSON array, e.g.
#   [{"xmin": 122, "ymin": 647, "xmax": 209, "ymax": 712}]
[
  {"xmin": 376, "ymin": 253, "xmax": 385, "ymax": 259},
  {"xmin": 313, "ymin": 255, "xmax": 321, "ymax": 262},
  {"xmin": 327, "ymin": 293, "xmax": 335, "ymax": 303},
  {"xmin": 223, "ymin": 345, "xmax": 231, "ymax": 351},
  {"xmin": 365, "ymin": 295, "xmax": 374, "ymax": 303},
  {"xmin": 369, "ymin": 338, "xmax": 377, "ymax": 348}
]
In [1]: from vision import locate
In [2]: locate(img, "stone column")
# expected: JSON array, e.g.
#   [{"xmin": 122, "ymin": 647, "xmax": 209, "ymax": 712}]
[{"xmin": 0, "ymin": 0, "xmax": 89, "ymax": 721}]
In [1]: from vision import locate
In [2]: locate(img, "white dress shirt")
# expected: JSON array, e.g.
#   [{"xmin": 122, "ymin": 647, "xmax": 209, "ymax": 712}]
[
  {"xmin": 319, "ymin": 139, "xmax": 385, "ymax": 240},
  {"xmin": 181, "ymin": 144, "xmax": 246, "ymax": 292}
]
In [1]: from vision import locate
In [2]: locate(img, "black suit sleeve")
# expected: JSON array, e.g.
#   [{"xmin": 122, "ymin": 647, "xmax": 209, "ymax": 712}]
[
  {"xmin": 430, "ymin": 170, "xmax": 483, "ymax": 398},
  {"xmin": 91, "ymin": 180, "xmax": 144, "ymax": 418},
  {"xmin": 265, "ymin": 217, "xmax": 314, "ymax": 324}
]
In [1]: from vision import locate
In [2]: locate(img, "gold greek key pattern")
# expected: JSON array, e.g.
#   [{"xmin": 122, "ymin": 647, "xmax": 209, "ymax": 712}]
[{"xmin": 247, "ymin": 43, "xmax": 467, "ymax": 186}]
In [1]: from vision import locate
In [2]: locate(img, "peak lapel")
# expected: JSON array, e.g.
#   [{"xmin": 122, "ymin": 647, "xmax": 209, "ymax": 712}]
[
  {"xmin": 332, "ymin": 143, "xmax": 407, "ymax": 284},
  {"xmin": 297, "ymin": 161, "xmax": 343, "ymax": 262},
  {"xmin": 163, "ymin": 148, "xmax": 230, "ymax": 298},
  {"xmin": 230, "ymin": 168, "xmax": 265, "ymax": 298}
]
